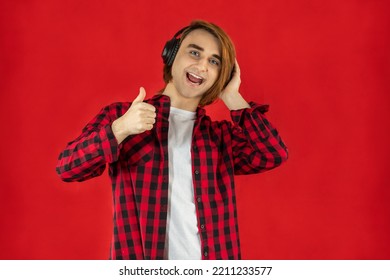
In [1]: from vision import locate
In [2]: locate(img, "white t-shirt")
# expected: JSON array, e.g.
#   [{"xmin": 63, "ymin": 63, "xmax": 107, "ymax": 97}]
[{"xmin": 164, "ymin": 107, "xmax": 201, "ymax": 260}]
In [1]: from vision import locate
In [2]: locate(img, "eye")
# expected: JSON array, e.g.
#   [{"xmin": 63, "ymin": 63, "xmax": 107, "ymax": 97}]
[
  {"xmin": 190, "ymin": 50, "xmax": 200, "ymax": 57},
  {"xmin": 209, "ymin": 58, "xmax": 220, "ymax": 66}
]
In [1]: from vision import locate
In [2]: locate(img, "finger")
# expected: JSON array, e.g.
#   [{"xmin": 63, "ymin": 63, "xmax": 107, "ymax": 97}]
[
  {"xmin": 141, "ymin": 122, "xmax": 154, "ymax": 131},
  {"xmin": 133, "ymin": 87, "xmax": 146, "ymax": 103},
  {"xmin": 144, "ymin": 116, "xmax": 156, "ymax": 124},
  {"xmin": 137, "ymin": 102, "xmax": 156, "ymax": 112},
  {"xmin": 234, "ymin": 59, "xmax": 241, "ymax": 75},
  {"xmin": 139, "ymin": 111, "xmax": 156, "ymax": 120}
]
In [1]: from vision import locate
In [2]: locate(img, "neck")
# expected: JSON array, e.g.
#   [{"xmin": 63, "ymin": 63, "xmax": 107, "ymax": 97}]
[{"xmin": 162, "ymin": 83, "xmax": 200, "ymax": 112}]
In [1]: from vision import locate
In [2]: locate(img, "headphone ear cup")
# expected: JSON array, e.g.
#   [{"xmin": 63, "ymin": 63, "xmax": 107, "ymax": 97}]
[
  {"xmin": 162, "ymin": 38, "xmax": 180, "ymax": 66},
  {"xmin": 162, "ymin": 26, "xmax": 189, "ymax": 66}
]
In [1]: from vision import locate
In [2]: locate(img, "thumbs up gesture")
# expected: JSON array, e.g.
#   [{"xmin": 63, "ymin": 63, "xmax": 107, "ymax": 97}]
[{"xmin": 112, "ymin": 87, "xmax": 156, "ymax": 144}]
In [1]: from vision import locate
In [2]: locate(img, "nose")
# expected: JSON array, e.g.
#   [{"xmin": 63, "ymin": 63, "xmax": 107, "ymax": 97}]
[{"xmin": 196, "ymin": 58, "xmax": 208, "ymax": 72}]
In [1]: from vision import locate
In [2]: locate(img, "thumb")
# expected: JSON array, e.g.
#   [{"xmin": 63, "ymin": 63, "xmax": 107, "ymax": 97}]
[{"xmin": 133, "ymin": 87, "xmax": 146, "ymax": 103}]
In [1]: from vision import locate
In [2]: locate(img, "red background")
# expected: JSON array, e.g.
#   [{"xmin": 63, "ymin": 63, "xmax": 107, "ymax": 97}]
[{"xmin": 1, "ymin": 0, "xmax": 389, "ymax": 259}]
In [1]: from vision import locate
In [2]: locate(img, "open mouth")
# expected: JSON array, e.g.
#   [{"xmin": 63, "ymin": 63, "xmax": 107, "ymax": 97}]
[{"xmin": 186, "ymin": 72, "xmax": 204, "ymax": 85}]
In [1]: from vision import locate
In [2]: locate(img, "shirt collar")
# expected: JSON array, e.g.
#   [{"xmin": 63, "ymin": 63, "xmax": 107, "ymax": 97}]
[{"xmin": 149, "ymin": 94, "xmax": 206, "ymax": 119}]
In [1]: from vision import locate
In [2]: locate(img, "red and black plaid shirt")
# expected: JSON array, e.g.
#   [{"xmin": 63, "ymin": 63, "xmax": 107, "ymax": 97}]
[{"xmin": 56, "ymin": 94, "xmax": 288, "ymax": 259}]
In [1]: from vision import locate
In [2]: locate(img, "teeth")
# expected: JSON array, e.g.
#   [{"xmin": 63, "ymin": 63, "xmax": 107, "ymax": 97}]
[
  {"xmin": 187, "ymin": 72, "xmax": 204, "ymax": 85},
  {"xmin": 188, "ymin": 73, "xmax": 203, "ymax": 80}
]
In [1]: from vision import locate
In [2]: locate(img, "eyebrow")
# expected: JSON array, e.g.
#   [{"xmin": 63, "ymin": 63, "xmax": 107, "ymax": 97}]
[{"xmin": 187, "ymin": 43, "xmax": 221, "ymax": 61}]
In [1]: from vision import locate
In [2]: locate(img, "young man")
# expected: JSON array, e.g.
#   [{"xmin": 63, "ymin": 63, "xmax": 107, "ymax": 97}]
[{"xmin": 56, "ymin": 20, "xmax": 288, "ymax": 260}]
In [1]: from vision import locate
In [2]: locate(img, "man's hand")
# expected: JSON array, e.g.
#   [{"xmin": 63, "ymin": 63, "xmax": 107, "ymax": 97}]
[
  {"xmin": 112, "ymin": 87, "xmax": 156, "ymax": 144},
  {"xmin": 219, "ymin": 60, "xmax": 250, "ymax": 111}
]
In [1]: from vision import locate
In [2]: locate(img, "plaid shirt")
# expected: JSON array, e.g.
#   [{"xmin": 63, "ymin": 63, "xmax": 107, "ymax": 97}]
[{"xmin": 56, "ymin": 94, "xmax": 288, "ymax": 259}]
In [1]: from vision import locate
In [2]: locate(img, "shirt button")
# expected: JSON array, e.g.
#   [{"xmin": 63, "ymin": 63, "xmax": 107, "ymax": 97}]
[
  {"xmin": 194, "ymin": 170, "xmax": 200, "ymax": 175},
  {"xmin": 204, "ymin": 251, "xmax": 208, "ymax": 257},
  {"xmin": 200, "ymin": 224, "xmax": 205, "ymax": 230},
  {"xmin": 197, "ymin": 197, "xmax": 201, "ymax": 203}
]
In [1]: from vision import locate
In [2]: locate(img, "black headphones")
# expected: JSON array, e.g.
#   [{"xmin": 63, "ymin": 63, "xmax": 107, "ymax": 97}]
[{"xmin": 161, "ymin": 26, "xmax": 189, "ymax": 66}]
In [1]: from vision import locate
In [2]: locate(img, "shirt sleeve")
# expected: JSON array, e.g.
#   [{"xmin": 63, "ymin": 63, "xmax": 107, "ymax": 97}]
[
  {"xmin": 230, "ymin": 102, "xmax": 288, "ymax": 175},
  {"xmin": 56, "ymin": 104, "xmax": 122, "ymax": 182}
]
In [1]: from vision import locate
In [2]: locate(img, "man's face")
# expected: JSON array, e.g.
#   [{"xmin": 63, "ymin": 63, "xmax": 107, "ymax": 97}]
[{"xmin": 169, "ymin": 29, "xmax": 221, "ymax": 104}]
